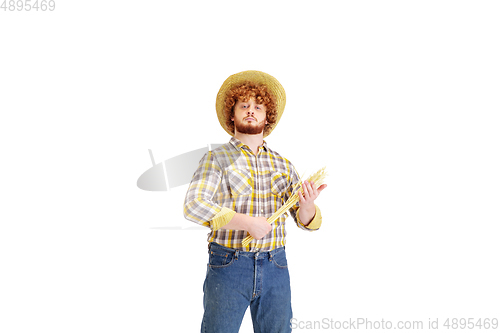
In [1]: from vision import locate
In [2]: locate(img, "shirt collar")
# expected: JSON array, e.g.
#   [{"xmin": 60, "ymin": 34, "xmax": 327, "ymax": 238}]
[{"xmin": 229, "ymin": 137, "xmax": 268, "ymax": 153}]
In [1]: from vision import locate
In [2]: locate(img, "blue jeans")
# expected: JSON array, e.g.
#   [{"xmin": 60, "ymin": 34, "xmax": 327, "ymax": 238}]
[{"xmin": 201, "ymin": 242, "xmax": 293, "ymax": 333}]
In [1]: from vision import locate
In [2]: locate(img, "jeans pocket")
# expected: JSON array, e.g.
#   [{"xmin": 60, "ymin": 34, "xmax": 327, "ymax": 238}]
[
  {"xmin": 208, "ymin": 249, "xmax": 236, "ymax": 268},
  {"xmin": 271, "ymin": 250, "xmax": 288, "ymax": 269}
]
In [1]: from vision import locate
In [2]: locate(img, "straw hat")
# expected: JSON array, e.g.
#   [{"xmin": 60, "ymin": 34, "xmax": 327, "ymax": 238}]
[{"xmin": 216, "ymin": 70, "xmax": 286, "ymax": 138}]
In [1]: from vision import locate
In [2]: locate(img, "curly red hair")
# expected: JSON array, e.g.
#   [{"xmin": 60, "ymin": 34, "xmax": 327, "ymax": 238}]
[{"xmin": 224, "ymin": 81, "xmax": 277, "ymax": 136}]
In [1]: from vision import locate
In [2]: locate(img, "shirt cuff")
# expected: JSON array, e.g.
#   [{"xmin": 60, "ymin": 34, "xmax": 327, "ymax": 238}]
[
  {"xmin": 211, "ymin": 207, "xmax": 237, "ymax": 231},
  {"xmin": 297, "ymin": 204, "xmax": 322, "ymax": 230}
]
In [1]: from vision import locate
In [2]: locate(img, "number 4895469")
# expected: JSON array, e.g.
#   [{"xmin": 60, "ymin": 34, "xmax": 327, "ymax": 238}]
[{"xmin": 1, "ymin": 0, "xmax": 56, "ymax": 11}]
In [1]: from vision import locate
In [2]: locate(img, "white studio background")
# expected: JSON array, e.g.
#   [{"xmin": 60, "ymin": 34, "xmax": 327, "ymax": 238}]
[{"xmin": 1, "ymin": 1, "xmax": 499, "ymax": 332}]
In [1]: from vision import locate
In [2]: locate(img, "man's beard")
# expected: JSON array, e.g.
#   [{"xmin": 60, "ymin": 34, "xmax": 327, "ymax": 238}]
[{"xmin": 234, "ymin": 119, "xmax": 266, "ymax": 135}]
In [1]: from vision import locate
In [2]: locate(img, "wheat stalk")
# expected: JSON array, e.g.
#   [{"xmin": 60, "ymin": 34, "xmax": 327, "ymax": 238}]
[{"xmin": 242, "ymin": 167, "xmax": 327, "ymax": 247}]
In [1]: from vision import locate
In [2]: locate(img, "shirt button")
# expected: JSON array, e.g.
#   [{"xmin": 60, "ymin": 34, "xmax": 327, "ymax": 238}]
[{"xmin": 261, "ymin": 209, "xmax": 264, "ymax": 213}]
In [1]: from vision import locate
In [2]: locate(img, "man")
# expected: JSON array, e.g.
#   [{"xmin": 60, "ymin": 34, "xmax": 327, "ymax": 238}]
[{"xmin": 184, "ymin": 70, "xmax": 327, "ymax": 333}]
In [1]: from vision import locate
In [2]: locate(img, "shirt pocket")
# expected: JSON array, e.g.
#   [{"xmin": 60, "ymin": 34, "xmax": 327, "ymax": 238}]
[
  {"xmin": 227, "ymin": 168, "xmax": 253, "ymax": 196},
  {"xmin": 271, "ymin": 172, "xmax": 289, "ymax": 197}
]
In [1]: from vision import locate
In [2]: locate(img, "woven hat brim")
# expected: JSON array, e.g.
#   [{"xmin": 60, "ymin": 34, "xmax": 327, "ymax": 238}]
[{"xmin": 216, "ymin": 70, "xmax": 286, "ymax": 138}]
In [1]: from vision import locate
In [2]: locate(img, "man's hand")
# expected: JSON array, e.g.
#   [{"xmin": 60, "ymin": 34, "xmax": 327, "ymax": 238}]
[
  {"xmin": 298, "ymin": 180, "xmax": 327, "ymax": 225},
  {"xmin": 220, "ymin": 214, "xmax": 271, "ymax": 239},
  {"xmin": 246, "ymin": 217, "xmax": 272, "ymax": 240}
]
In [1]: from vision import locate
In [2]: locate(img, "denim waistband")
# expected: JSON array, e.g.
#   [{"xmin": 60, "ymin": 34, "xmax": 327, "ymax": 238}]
[{"xmin": 208, "ymin": 242, "xmax": 285, "ymax": 258}]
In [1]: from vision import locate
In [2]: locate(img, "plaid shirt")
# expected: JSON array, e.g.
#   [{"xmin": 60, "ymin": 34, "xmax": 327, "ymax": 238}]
[{"xmin": 183, "ymin": 137, "xmax": 322, "ymax": 251}]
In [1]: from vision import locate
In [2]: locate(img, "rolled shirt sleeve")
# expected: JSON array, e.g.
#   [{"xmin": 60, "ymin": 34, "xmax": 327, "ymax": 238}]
[
  {"xmin": 296, "ymin": 204, "xmax": 322, "ymax": 230},
  {"xmin": 183, "ymin": 151, "xmax": 236, "ymax": 230}
]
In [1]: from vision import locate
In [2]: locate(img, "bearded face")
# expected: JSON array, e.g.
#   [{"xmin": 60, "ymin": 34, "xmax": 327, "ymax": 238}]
[{"xmin": 232, "ymin": 98, "xmax": 267, "ymax": 135}]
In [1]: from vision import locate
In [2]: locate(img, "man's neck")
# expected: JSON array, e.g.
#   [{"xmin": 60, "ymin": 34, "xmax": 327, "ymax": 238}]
[{"xmin": 234, "ymin": 131, "xmax": 264, "ymax": 155}]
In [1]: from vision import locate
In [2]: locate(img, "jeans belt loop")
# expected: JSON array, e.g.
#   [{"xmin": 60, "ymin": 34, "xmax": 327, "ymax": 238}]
[{"xmin": 235, "ymin": 250, "xmax": 239, "ymax": 260}]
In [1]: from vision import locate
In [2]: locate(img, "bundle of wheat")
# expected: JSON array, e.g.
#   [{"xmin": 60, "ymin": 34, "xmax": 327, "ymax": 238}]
[{"xmin": 242, "ymin": 167, "xmax": 327, "ymax": 247}]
